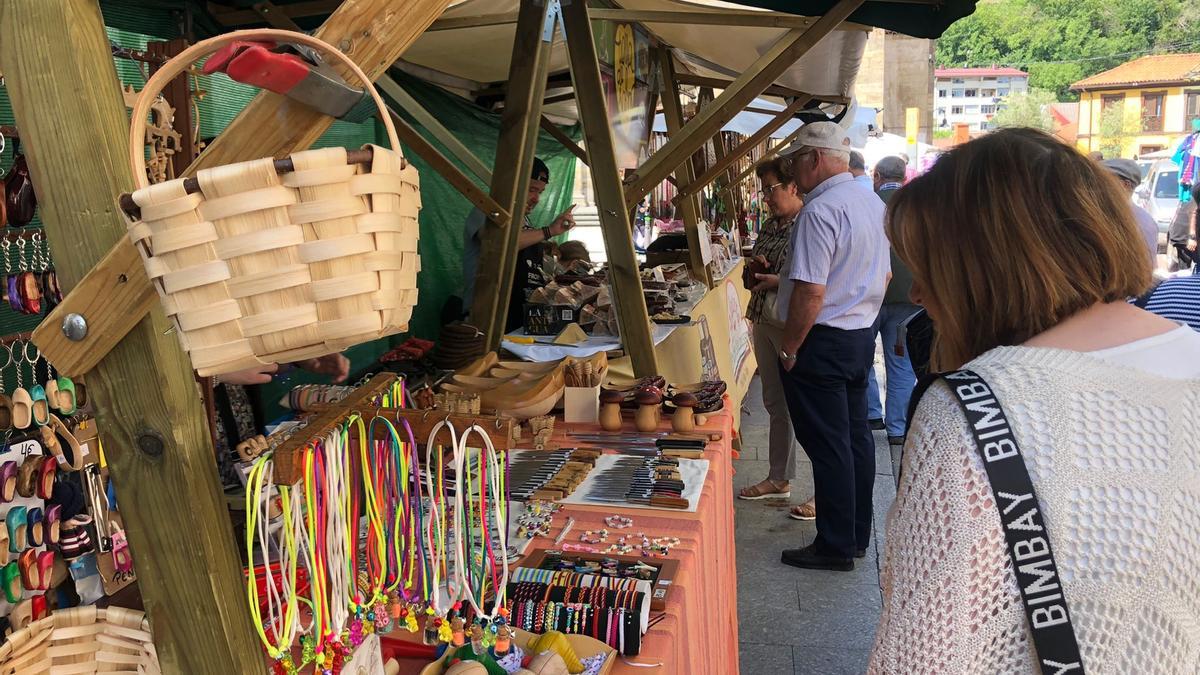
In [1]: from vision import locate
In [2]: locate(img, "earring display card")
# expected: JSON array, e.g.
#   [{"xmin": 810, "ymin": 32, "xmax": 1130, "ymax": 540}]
[{"xmin": 519, "ymin": 548, "xmax": 679, "ymax": 611}]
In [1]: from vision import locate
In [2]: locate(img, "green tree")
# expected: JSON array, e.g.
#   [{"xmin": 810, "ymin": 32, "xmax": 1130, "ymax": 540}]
[
  {"xmin": 936, "ymin": 0, "xmax": 1200, "ymax": 100},
  {"xmin": 992, "ymin": 88, "xmax": 1057, "ymax": 130},
  {"xmin": 1098, "ymin": 105, "xmax": 1140, "ymax": 158}
]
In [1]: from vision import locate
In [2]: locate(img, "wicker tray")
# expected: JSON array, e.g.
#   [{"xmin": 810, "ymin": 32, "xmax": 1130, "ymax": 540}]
[{"xmin": 0, "ymin": 605, "xmax": 160, "ymax": 675}]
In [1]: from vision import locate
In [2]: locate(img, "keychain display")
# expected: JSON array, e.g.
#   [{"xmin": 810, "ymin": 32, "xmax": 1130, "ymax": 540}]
[{"xmin": 0, "ymin": 231, "xmax": 60, "ymax": 316}]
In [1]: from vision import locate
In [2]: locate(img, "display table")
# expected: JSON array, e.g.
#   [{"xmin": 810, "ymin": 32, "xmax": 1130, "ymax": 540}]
[{"xmin": 519, "ymin": 405, "xmax": 740, "ymax": 675}]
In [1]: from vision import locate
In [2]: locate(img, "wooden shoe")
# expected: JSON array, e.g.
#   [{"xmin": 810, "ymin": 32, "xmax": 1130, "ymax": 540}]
[
  {"xmin": 0, "ymin": 394, "xmax": 12, "ymax": 430},
  {"xmin": 1, "ymin": 561, "xmax": 19, "ymax": 603},
  {"xmin": 71, "ymin": 379, "xmax": 86, "ymax": 410},
  {"xmin": 26, "ymin": 507, "xmax": 43, "ymax": 547},
  {"xmin": 0, "ymin": 461, "xmax": 16, "ymax": 503},
  {"xmin": 43, "ymin": 380, "xmax": 60, "ymax": 414},
  {"xmin": 29, "ymin": 385, "xmax": 49, "ymax": 427},
  {"xmin": 55, "ymin": 377, "xmax": 76, "ymax": 416},
  {"xmin": 36, "ymin": 456, "xmax": 56, "ymax": 499},
  {"xmin": 44, "ymin": 505, "xmax": 61, "ymax": 546},
  {"xmin": 6, "ymin": 505, "xmax": 26, "ymax": 552},
  {"xmin": 40, "ymin": 416, "xmax": 83, "ymax": 472},
  {"xmin": 10, "ymin": 387, "xmax": 32, "ymax": 430},
  {"xmin": 8, "ymin": 599, "xmax": 32, "ymax": 632},
  {"xmin": 0, "ymin": 523, "xmax": 8, "ymax": 561},
  {"xmin": 15, "ymin": 458, "xmax": 37, "ymax": 498},
  {"xmin": 31, "ymin": 592, "xmax": 48, "ymax": 620},
  {"xmin": 18, "ymin": 548, "xmax": 37, "ymax": 591},
  {"xmin": 36, "ymin": 551, "xmax": 53, "ymax": 591}
]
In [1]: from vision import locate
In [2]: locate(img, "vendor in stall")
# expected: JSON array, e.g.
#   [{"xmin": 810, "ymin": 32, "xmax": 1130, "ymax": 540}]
[{"xmin": 461, "ymin": 157, "xmax": 578, "ymax": 331}]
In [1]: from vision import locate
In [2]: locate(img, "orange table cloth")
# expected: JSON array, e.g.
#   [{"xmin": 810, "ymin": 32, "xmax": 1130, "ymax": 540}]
[{"xmin": 519, "ymin": 407, "xmax": 741, "ymax": 675}]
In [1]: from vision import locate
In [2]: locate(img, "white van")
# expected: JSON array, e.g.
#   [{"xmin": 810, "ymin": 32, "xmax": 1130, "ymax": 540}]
[{"xmin": 1134, "ymin": 158, "xmax": 1181, "ymax": 235}]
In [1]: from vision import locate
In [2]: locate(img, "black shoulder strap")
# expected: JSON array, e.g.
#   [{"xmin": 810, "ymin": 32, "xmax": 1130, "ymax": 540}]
[{"xmin": 942, "ymin": 370, "xmax": 1086, "ymax": 675}]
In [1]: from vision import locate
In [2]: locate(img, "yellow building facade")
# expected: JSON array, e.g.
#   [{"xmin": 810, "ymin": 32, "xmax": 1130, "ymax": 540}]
[{"xmin": 1071, "ymin": 54, "xmax": 1200, "ymax": 158}]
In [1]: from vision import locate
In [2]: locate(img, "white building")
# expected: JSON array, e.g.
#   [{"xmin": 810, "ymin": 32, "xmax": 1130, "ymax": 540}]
[{"xmin": 934, "ymin": 67, "xmax": 1029, "ymax": 132}]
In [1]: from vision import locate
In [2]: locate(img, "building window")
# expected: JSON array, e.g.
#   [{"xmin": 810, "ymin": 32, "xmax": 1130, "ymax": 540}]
[
  {"xmin": 1186, "ymin": 90, "xmax": 1200, "ymax": 123},
  {"xmin": 951, "ymin": 88, "xmax": 964, "ymax": 98},
  {"xmin": 981, "ymin": 105, "xmax": 996, "ymax": 114},
  {"xmin": 964, "ymin": 88, "xmax": 978, "ymax": 97},
  {"xmin": 937, "ymin": 89, "xmax": 947, "ymax": 98},
  {"xmin": 951, "ymin": 78, "xmax": 965, "ymax": 84},
  {"xmin": 982, "ymin": 76, "xmax": 997, "ymax": 82},
  {"xmin": 965, "ymin": 105, "xmax": 980, "ymax": 114},
  {"xmin": 981, "ymin": 88, "xmax": 997, "ymax": 98},
  {"xmin": 951, "ymin": 106, "xmax": 964, "ymax": 115},
  {"xmin": 1142, "ymin": 91, "xmax": 1165, "ymax": 131},
  {"xmin": 998, "ymin": 77, "xmax": 1010, "ymax": 84},
  {"xmin": 1101, "ymin": 93, "xmax": 1124, "ymax": 115},
  {"xmin": 998, "ymin": 88, "xmax": 1010, "ymax": 96}
]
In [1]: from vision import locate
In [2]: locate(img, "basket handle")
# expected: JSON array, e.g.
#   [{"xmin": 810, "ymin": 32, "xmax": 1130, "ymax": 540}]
[{"xmin": 128, "ymin": 28, "xmax": 402, "ymax": 190}]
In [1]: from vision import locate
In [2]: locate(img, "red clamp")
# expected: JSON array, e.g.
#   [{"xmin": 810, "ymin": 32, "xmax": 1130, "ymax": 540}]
[{"xmin": 202, "ymin": 40, "xmax": 369, "ymax": 121}]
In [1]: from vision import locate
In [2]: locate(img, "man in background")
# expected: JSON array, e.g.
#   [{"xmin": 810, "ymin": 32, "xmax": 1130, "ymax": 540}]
[
  {"xmin": 849, "ymin": 150, "xmax": 871, "ymax": 188},
  {"xmin": 775, "ymin": 122, "xmax": 890, "ymax": 571},
  {"xmin": 1102, "ymin": 158, "xmax": 1161, "ymax": 270},
  {"xmin": 461, "ymin": 158, "xmax": 577, "ymax": 331}
]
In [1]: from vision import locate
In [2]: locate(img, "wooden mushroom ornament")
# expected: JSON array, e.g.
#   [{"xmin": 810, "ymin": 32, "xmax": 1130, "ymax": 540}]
[
  {"xmin": 634, "ymin": 386, "xmax": 663, "ymax": 432},
  {"xmin": 599, "ymin": 388, "xmax": 625, "ymax": 431},
  {"xmin": 671, "ymin": 391, "xmax": 698, "ymax": 433}
]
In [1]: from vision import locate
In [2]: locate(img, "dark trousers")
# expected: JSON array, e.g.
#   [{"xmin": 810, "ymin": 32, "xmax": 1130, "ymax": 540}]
[{"xmin": 778, "ymin": 324, "xmax": 876, "ymax": 558}]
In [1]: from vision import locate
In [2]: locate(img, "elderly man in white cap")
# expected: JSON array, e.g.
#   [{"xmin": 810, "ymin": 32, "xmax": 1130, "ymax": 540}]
[
  {"xmin": 775, "ymin": 121, "xmax": 890, "ymax": 571},
  {"xmin": 1102, "ymin": 158, "xmax": 1160, "ymax": 270}
]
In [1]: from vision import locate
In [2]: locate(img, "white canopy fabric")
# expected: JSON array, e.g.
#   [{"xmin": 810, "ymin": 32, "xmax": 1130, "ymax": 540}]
[
  {"xmin": 404, "ymin": 0, "xmax": 870, "ymax": 121},
  {"xmin": 652, "ymin": 99, "xmax": 878, "ymax": 143}
]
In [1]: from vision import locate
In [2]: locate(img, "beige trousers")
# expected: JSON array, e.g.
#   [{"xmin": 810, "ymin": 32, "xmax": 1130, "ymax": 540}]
[{"xmin": 751, "ymin": 322, "xmax": 799, "ymax": 481}]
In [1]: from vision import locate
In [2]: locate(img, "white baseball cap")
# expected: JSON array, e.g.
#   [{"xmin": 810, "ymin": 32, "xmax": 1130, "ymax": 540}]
[{"xmin": 779, "ymin": 121, "xmax": 852, "ymax": 155}]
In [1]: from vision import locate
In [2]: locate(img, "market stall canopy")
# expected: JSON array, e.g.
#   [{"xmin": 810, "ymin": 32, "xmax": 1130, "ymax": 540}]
[{"xmin": 652, "ymin": 96, "xmax": 878, "ymax": 142}]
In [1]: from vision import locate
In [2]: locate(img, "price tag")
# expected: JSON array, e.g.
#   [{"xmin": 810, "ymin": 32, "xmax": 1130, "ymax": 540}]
[{"xmin": 11, "ymin": 439, "xmax": 41, "ymax": 459}]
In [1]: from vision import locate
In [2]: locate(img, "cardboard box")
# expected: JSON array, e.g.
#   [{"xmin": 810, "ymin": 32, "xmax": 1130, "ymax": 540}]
[{"xmin": 563, "ymin": 384, "xmax": 601, "ymax": 424}]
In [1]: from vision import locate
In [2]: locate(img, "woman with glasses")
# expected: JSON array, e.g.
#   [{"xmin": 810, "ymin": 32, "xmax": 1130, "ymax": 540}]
[{"xmin": 738, "ymin": 158, "xmax": 813, "ymax": 515}]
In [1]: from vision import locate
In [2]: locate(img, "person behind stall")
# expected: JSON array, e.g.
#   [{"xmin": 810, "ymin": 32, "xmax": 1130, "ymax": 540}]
[
  {"xmin": 865, "ymin": 156, "xmax": 919, "ymax": 447},
  {"xmin": 737, "ymin": 156, "xmax": 810, "ymax": 512},
  {"xmin": 870, "ymin": 128, "xmax": 1200, "ymax": 672},
  {"xmin": 557, "ymin": 240, "xmax": 593, "ymax": 275},
  {"xmin": 1169, "ymin": 120, "xmax": 1200, "ymax": 270},
  {"xmin": 1102, "ymin": 158, "xmax": 1160, "ymax": 269},
  {"xmin": 775, "ymin": 122, "xmax": 890, "ymax": 571},
  {"xmin": 461, "ymin": 158, "xmax": 578, "ymax": 331},
  {"xmin": 849, "ymin": 150, "xmax": 871, "ymax": 188}
]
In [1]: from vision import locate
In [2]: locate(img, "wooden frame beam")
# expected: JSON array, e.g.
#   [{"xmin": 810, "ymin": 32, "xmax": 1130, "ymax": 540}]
[
  {"xmin": 659, "ymin": 48, "xmax": 711, "ymax": 287},
  {"xmin": 539, "ymin": 116, "xmax": 589, "ymax": 165},
  {"xmin": 724, "ymin": 123, "xmax": 807, "ymax": 192},
  {"xmin": 34, "ymin": 0, "xmax": 454, "ymax": 377},
  {"xmin": 207, "ymin": 0, "xmax": 342, "ymax": 26},
  {"xmin": 563, "ymin": 0, "xmax": 658, "ymax": 376},
  {"xmin": 388, "ymin": 109, "xmax": 510, "ymax": 225},
  {"xmin": 622, "ymin": 0, "xmax": 864, "ymax": 209},
  {"xmin": 589, "ymin": 8, "xmax": 818, "ymax": 29},
  {"xmin": 0, "ymin": 1, "xmax": 262, "ymax": 671},
  {"xmin": 670, "ymin": 73, "xmax": 814, "ymax": 102},
  {"xmin": 470, "ymin": 0, "xmax": 556, "ymax": 346},
  {"xmin": 675, "ymin": 94, "xmax": 812, "ymax": 201},
  {"xmin": 427, "ymin": 12, "xmax": 518, "ymax": 31},
  {"xmin": 377, "ymin": 73, "xmax": 494, "ymax": 182}
]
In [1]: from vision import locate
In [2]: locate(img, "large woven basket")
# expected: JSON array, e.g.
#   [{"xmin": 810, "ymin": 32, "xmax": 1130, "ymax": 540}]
[
  {"xmin": 124, "ymin": 29, "xmax": 421, "ymax": 377},
  {"xmin": 0, "ymin": 606, "xmax": 161, "ymax": 674}
]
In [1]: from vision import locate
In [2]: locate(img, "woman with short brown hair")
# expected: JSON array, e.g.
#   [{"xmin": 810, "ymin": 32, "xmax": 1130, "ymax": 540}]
[{"xmin": 870, "ymin": 128, "xmax": 1200, "ymax": 672}]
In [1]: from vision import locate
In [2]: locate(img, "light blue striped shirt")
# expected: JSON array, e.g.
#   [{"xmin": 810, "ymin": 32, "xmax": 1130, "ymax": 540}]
[
  {"xmin": 1144, "ymin": 266, "xmax": 1200, "ymax": 331},
  {"xmin": 779, "ymin": 173, "xmax": 890, "ymax": 330}
]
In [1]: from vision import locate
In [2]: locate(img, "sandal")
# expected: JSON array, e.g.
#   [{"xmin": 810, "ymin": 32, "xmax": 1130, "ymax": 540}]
[
  {"xmin": 0, "ymin": 460, "xmax": 16, "ymax": 502},
  {"xmin": 15, "ymin": 458, "xmax": 37, "ymax": 498},
  {"xmin": 1, "ymin": 561, "xmax": 19, "ymax": 603},
  {"xmin": 17, "ymin": 548, "xmax": 36, "ymax": 591},
  {"xmin": 26, "ymin": 507, "xmax": 43, "ymax": 547},
  {"xmin": 5, "ymin": 505, "xmax": 25, "ymax": 552},
  {"xmin": 36, "ymin": 456, "xmax": 55, "ymax": 499},
  {"xmin": 788, "ymin": 498, "xmax": 817, "ymax": 521},
  {"xmin": 36, "ymin": 551, "xmax": 53, "ymax": 590},
  {"xmin": 29, "ymin": 385, "xmax": 49, "ymax": 427},
  {"xmin": 44, "ymin": 505, "xmax": 61, "ymax": 545},
  {"xmin": 737, "ymin": 479, "xmax": 791, "ymax": 501},
  {"xmin": 55, "ymin": 377, "xmax": 76, "ymax": 416}
]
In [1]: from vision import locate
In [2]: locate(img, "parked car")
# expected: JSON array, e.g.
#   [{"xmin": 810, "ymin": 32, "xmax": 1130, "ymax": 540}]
[{"xmin": 1135, "ymin": 159, "xmax": 1180, "ymax": 235}]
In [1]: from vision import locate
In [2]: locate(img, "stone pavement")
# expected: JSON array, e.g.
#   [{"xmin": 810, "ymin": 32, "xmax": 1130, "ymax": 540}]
[{"xmin": 733, "ymin": 374, "xmax": 899, "ymax": 675}]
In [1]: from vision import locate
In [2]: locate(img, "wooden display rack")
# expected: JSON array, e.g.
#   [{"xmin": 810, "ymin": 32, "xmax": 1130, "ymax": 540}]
[{"xmin": 270, "ymin": 372, "xmax": 515, "ymax": 485}]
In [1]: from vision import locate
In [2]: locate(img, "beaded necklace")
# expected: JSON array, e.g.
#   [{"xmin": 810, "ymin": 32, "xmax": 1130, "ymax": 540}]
[
  {"xmin": 452, "ymin": 425, "xmax": 509, "ymax": 621},
  {"xmin": 245, "ymin": 455, "xmax": 301, "ymax": 662}
]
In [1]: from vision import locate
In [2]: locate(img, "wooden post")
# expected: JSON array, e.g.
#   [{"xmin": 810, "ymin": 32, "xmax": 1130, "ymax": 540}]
[
  {"xmin": 675, "ymin": 95, "xmax": 812, "ymax": 201},
  {"xmin": 32, "ymin": 0, "xmax": 455, "ymax": 377},
  {"xmin": 470, "ymin": 0, "xmax": 555, "ymax": 347},
  {"xmin": 562, "ymin": 0, "xmax": 658, "ymax": 376},
  {"xmin": 622, "ymin": 0, "xmax": 864, "ymax": 208},
  {"xmin": 0, "ymin": 1, "xmax": 263, "ymax": 672},
  {"xmin": 539, "ymin": 115, "xmax": 589, "ymax": 165},
  {"xmin": 377, "ymin": 74, "xmax": 495, "ymax": 182},
  {"xmin": 659, "ymin": 49, "xmax": 711, "ymax": 287}
]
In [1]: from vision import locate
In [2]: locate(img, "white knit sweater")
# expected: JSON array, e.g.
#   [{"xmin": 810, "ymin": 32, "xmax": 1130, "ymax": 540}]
[{"xmin": 870, "ymin": 345, "xmax": 1200, "ymax": 674}]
